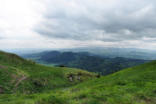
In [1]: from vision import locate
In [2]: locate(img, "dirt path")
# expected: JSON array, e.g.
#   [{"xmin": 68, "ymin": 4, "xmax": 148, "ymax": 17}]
[{"xmin": 14, "ymin": 75, "xmax": 27, "ymax": 88}]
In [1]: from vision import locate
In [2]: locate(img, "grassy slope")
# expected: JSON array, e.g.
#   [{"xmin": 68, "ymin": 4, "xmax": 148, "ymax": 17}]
[
  {"xmin": 1, "ymin": 60, "xmax": 156, "ymax": 104},
  {"xmin": 0, "ymin": 51, "xmax": 96, "ymax": 94},
  {"xmin": 0, "ymin": 51, "xmax": 156, "ymax": 104},
  {"xmin": 59, "ymin": 60, "xmax": 156, "ymax": 104}
]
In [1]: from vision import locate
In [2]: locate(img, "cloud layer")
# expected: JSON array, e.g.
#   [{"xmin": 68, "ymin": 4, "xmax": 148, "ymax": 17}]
[
  {"xmin": 0, "ymin": 0, "xmax": 156, "ymax": 49},
  {"xmin": 36, "ymin": 0, "xmax": 156, "ymax": 43}
]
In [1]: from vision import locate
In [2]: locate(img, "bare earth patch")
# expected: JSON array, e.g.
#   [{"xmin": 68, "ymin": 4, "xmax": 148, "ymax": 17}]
[{"xmin": 0, "ymin": 65, "xmax": 7, "ymax": 69}]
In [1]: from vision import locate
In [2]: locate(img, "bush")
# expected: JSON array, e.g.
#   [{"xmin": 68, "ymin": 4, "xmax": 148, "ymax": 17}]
[{"xmin": 36, "ymin": 95, "xmax": 66, "ymax": 104}]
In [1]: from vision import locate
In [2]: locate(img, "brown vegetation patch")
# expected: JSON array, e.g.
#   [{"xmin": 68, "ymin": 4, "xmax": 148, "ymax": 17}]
[
  {"xmin": 0, "ymin": 86, "xmax": 4, "ymax": 94},
  {"xmin": 0, "ymin": 65, "xmax": 7, "ymax": 69}
]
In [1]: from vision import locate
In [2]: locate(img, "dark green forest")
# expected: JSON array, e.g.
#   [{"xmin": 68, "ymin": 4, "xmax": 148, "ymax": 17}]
[{"xmin": 23, "ymin": 51, "xmax": 148, "ymax": 75}]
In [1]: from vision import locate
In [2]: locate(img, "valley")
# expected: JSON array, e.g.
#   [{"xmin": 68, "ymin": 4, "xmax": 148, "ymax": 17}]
[{"xmin": 23, "ymin": 51, "xmax": 149, "ymax": 75}]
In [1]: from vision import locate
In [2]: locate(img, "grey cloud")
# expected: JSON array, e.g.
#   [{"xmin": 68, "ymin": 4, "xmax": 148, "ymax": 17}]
[
  {"xmin": 0, "ymin": 31, "xmax": 5, "ymax": 39},
  {"xmin": 0, "ymin": 36, "xmax": 4, "ymax": 40},
  {"xmin": 35, "ymin": 0, "xmax": 156, "ymax": 42}
]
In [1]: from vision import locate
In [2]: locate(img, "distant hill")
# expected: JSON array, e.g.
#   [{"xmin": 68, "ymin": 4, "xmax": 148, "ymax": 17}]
[
  {"xmin": 60, "ymin": 47, "xmax": 156, "ymax": 60},
  {"xmin": 7, "ymin": 47, "xmax": 156, "ymax": 60},
  {"xmin": 23, "ymin": 51, "xmax": 149, "ymax": 75}
]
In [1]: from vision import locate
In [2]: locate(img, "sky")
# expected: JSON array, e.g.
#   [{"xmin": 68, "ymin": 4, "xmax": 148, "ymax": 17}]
[{"xmin": 0, "ymin": 0, "xmax": 156, "ymax": 50}]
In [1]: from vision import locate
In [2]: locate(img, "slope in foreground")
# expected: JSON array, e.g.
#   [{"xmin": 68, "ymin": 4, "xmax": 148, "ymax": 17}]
[
  {"xmin": 0, "ymin": 51, "xmax": 96, "ymax": 94},
  {"xmin": 0, "ymin": 51, "xmax": 156, "ymax": 104}
]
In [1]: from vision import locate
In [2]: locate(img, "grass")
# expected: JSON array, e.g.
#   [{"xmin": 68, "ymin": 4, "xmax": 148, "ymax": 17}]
[
  {"xmin": 0, "ymin": 51, "xmax": 96, "ymax": 94},
  {"xmin": 0, "ymin": 51, "xmax": 156, "ymax": 104}
]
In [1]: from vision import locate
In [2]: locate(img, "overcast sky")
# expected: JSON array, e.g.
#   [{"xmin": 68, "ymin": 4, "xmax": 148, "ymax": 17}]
[{"xmin": 0, "ymin": 0, "xmax": 156, "ymax": 50}]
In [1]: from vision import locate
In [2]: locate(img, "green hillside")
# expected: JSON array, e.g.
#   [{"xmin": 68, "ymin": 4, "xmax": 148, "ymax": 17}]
[
  {"xmin": 0, "ymin": 51, "xmax": 156, "ymax": 104},
  {"xmin": 0, "ymin": 51, "xmax": 96, "ymax": 94},
  {"xmin": 56, "ymin": 60, "xmax": 156, "ymax": 104}
]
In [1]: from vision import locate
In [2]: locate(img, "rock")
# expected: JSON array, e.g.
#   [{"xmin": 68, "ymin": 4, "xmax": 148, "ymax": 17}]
[
  {"xmin": 77, "ymin": 72, "xmax": 82, "ymax": 81},
  {"xmin": 67, "ymin": 74, "xmax": 74, "ymax": 82},
  {"xmin": 69, "ymin": 77, "xmax": 73, "ymax": 82},
  {"xmin": 77, "ymin": 76, "xmax": 81, "ymax": 80}
]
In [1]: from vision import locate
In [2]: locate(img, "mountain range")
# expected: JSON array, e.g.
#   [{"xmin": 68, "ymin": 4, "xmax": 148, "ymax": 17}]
[{"xmin": 23, "ymin": 51, "xmax": 149, "ymax": 75}]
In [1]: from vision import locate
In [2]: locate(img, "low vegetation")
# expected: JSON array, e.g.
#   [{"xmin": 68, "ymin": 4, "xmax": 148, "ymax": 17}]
[
  {"xmin": 0, "ymin": 51, "xmax": 96, "ymax": 94},
  {"xmin": 0, "ymin": 51, "xmax": 156, "ymax": 104}
]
